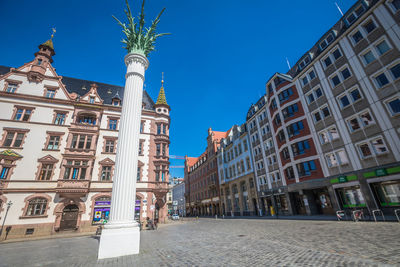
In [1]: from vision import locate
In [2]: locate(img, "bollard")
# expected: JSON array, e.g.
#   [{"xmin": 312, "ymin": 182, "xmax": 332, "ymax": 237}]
[
  {"xmin": 215, "ymin": 215, "xmax": 217, "ymax": 220},
  {"xmin": 223, "ymin": 215, "xmax": 225, "ymax": 219}
]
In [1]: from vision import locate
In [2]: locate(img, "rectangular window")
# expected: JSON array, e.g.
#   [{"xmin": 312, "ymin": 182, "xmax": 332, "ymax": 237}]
[
  {"xmin": 341, "ymin": 68, "xmax": 351, "ymax": 80},
  {"xmin": 363, "ymin": 20, "xmax": 376, "ymax": 34},
  {"xmin": 307, "ymin": 92, "xmax": 315, "ymax": 104},
  {"xmin": 362, "ymin": 50, "xmax": 376, "ymax": 65},
  {"xmin": 63, "ymin": 160, "xmax": 88, "ymax": 180},
  {"xmin": 291, "ymin": 140, "xmax": 310, "ymax": 156},
  {"xmin": 339, "ymin": 95, "xmax": 350, "ymax": 108},
  {"xmin": 89, "ymin": 97, "xmax": 95, "ymax": 104},
  {"xmin": 101, "ymin": 166, "xmax": 112, "ymax": 181},
  {"xmin": 350, "ymin": 88, "xmax": 362, "ymax": 102},
  {"xmin": 140, "ymin": 121, "xmax": 144, "ymax": 133},
  {"xmin": 156, "ymin": 144, "xmax": 161, "ymax": 156},
  {"xmin": 70, "ymin": 134, "xmax": 92, "ymax": 149},
  {"xmin": 3, "ymin": 132, "xmax": 24, "ymax": 148},
  {"xmin": 352, "ymin": 31, "xmax": 363, "ymax": 44},
  {"xmin": 371, "ymin": 138, "xmax": 388, "ymax": 155},
  {"xmin": 323, "ymin": 56, "xmax": 332, "ymax": 68},
  {"xmin": 46, "ymin": 90, "xmax": 56, "ymax": 98},
  {"xmin": 108, "ymin": 119, "xmax": 118, "ymax": 130},
  {"xmin": 137, "ymin": 167, "xmax": 141, "ymax": 181},
  {"xmin": 54, "ymin": 113, "xmax": 66, "ymax": 125},
  {"xmin": 332, "ymin": 49, "xmax": 342, "ymax": 60},
  {"xmin": 360, "ymin": 111, "xmax": 374, "ymax": 127},
  {"xmin": 390, "ymin": 0, "xmax": 400, "ymax": 11},
  {"xmin": 315, "ymin": 88, "xmax": 323, "ymax": 98},
  {"xmin": 39, "ymin": 164, "xmax": 54, "ymax": 180},
  {"xmin": 0, "ymin": 166, "xmax": 10, "ymax": 179},
  {"xmin": 387, "ymin": 98, "xmax": 400, "ymax": 115},
  {"xmin": 326, "ymin": 150, "xmax": 348, "ymax": 167},
  {"xmin": 390, "ymin": 63, "xmax": 400, "ymax": 80},
  {"xmin": 321, "ymin": 106, "xmax": 330, "ymax": 118},
  {"xmin": 296, "ymin": 160, "xmax": 317, "ymax": 177},
  {"xmin": 14, "ymin": 108, "xmax": 32, "ymax": 121},
  {"xmin": 105, "ymin": 139, "xmax": 115, "ymax": 153},
  {"xmin": 47, "ymin": 136, "xmax": 60, "ymax": 150},
  {"xmin": 285, "ymin": 167, "xmax": 295, "ymax": 180},
  {"xmin": 331, "ymin": 75, "xmax": 341, "ymax": 87},
  {"xmin": 313, "ymin": 111, "xmax": 321, "ymax": 122},
  {"xmin": 309, "ymin": 70, "xmax": 316, "ymax": 80},
  {"xmin": 6, "ymin": 83, "xmax": 17, "ymax": 93},
  {"xmin": 337, "ymin": 186, "xmax": 366, "ymax": 208},
  {"xmin": 376, "ymin": 40, "xmax": 390, "ymax": 55},
  {"xmin": 375, "ymin": 73, "xmax": 389, "ymax": 88},
  {"xmin": 359, "ymin": 143, "xmax": 372, "ymax": 158},
  {"xmin": 302, "ymin": 76, "xmax": 308, "ymax": 86}
]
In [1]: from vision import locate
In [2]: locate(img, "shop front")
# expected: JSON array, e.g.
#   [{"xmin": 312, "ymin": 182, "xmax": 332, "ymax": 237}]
[
  {"xmin": 91, "ymin": 197, "xmax": 142, "ymax": 225},
  {"xmin": 259, "ymin": 189, "xmax": 290, "ymax": 216},
  {"xmin": 367, "ymin": 175, "xmax": 400, "ymax": 217}
]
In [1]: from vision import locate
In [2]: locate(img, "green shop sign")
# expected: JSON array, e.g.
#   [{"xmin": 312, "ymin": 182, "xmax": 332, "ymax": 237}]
[
  {"xmin": 330, "ymin": 174, "xmax": 357, "ymax": 184},
  {"xmin": 363, "ymin": 165, "xmax": 400, "ymax": 178}
]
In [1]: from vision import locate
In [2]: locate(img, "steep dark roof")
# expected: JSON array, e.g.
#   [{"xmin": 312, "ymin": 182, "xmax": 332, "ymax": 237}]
[{"xmin": 0, "ymin": 65, "xmax": 155, "ymax": 110}]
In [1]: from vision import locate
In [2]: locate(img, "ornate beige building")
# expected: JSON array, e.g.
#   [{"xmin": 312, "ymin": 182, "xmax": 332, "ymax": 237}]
[{"xmin": 0, "ymin": 37, "xmax": 171, "ymax": 240}]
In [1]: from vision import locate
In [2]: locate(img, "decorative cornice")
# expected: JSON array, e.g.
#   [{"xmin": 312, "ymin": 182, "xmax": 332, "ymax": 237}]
[{"xmin": 124, "ymin": 53, "xmax": 149, "ymax": 69}]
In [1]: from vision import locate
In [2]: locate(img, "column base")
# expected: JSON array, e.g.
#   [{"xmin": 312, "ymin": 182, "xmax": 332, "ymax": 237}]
[{"xmin": 97, "ymin": 224, "xmax": 140, "ymax": 260}]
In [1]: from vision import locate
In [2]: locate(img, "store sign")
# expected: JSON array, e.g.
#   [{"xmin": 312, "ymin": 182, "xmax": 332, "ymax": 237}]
[
  {"xmin": 375, "ymin": 168, "xmax": 387, "ymax": 177},
  {"xmin": 338, "ymin": 176, "xmax": 347, "ymax": 183},
  {"xmin": 95, "ymin": 201, "xmax": 111, "ymax": 206}
]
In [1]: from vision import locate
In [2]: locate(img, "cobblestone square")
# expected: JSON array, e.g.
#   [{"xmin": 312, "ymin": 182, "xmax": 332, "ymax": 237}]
[{"xmin": 0, "ymin": 218, "xmax": 399, "ymax": 267}]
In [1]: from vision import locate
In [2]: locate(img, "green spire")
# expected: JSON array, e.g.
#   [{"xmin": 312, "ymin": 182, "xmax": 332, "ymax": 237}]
[{"xmin": 156, "ymin": 72, "xmax": 168, "ymax": 105}]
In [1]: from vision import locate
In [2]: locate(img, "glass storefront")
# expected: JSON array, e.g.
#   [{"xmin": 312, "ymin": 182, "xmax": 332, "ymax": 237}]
[
  {"xmin": 371, "ymin": 181, "xmax": 400, "ymax": 207},
  {"xmin": 336, "ymin": 185, "xmax": 366, "ymax": 208},
  {"xmin": 92, "ymin": 197, "xmax": 111, "ymax": 225},
  {"xmin": 92, "ymin": 197, "xmax": 142, "ymax": 224}
]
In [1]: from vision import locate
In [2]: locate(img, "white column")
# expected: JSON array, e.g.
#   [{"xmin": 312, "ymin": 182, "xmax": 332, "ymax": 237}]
[{"xmin": 98, "ymin": 53, "xmax": 149, "ymax": 260}]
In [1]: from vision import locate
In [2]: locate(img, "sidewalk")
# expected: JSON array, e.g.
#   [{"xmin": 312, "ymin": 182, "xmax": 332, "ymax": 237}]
[{"xmin": 0, "ymin": 231, "xmax": 95, "ymax": 244}]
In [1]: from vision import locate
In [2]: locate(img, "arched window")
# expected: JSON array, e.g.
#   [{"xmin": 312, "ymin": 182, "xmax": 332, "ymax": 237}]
[{"xmin": 26, "ymin": 198, "xmax": 47, "ymax": 216}]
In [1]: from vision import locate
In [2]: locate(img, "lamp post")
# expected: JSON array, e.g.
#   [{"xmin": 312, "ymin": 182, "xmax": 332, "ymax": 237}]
[{"xmin": 0, "ymin": 201, "xmax": 13, "ymax": 238}]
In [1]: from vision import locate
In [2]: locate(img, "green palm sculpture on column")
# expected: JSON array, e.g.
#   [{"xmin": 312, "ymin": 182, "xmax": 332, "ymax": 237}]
[{"xmin": 113, "ymin": 0, "xmax": 170, "ymax": 56}]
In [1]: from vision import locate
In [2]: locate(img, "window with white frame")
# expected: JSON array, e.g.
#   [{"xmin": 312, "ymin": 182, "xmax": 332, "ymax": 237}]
[
  {"xmin": 322, "ymin": 47, "xmax": 343, "ymax": 69},
  {"xmin": 357, "ymin": 136, "xmax": 388, "ymax": 158},
  {"xmin": 6, "ymin": 83, "xmax": 18, "ymax": 93},
  {"xmin": 319, "ymin": 32, "xmax": 334, "ymax": 51},
  {"xmin": 360, "ymin": 38, "xmax": 392, "ymax": 66},
  {"xmin": 306, "ymin": 86, "xmax": 323, "ymax": 104},
  {"xmin": 325, "ymin": 150, "xmax": 349, "ymax": 167},
  {"xmin": 329, "ymin": 66, "xmax": 352, "ymax": 87},
  {"xmin": 312, "ymin": 105, "xmax": 331, "ymax": 123},
  {"xmin": 345, "ymin": 4, "xmax": 365, "ymax": 25},
  {"xmin": 265, "ymin": 138, "xmax": 273, "ymax": 150},
  {"xmin": 301, "ymin": 69, "xmax": 316, "ymax": 86},
  {"xmin": 319, "ymin": 126, "xmax": 340, "ymax": 145},
  {"xmin": 351, "ymin": 30, "xmax": 364, "ymax": 45},
  {"xmin": 337, "ymin": 86, "xmax": 363, "ymax": 109},
  {"xmin": 372, "ymin": 61, "xmax": 400, "ymax": 89},
  {"xmin": 346, "ymin": 110, "xmax": 375, "ymax": 132},
  {"xmin": 270, "ymin": 171, "xmax": 281, "ymax": 182},
  {"xmin": 386, "ymin": 96, "xmax": 400, "ymax": 116},
  {"xmin": 387, "ymin": 0, "xmax": 400, "ymax": 12},
  {"xmin": 298, "ymin": 55, "xmax": 311, "ymax": 70},
  {"xmin": 363, "ymin": 19, "xmax": 377, "ymax": 34}
]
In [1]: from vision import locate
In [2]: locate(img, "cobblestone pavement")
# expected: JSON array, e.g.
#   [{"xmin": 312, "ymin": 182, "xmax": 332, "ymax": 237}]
[{"xmin": 0, "ymin": 218, "xmax": 399, "ymax": 267}]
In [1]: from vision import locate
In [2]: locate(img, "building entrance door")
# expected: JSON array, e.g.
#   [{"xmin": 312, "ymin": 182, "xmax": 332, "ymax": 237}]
[
  {"xmin": 293, "ymin": 193, "xmax": 307, "ymax": 215},
  {"xmin": 60, "ymin": 204, "xmax": 79, "ymax": 230}
]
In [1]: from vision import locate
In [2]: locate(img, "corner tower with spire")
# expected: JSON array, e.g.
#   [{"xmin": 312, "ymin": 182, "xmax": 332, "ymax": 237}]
[{"xmin": 154, "ymin": 72, "xmax": 170, "ymax": 116}]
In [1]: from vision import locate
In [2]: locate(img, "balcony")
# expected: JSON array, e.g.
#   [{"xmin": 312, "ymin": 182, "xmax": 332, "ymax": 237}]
[
  {"xmin": 56, "ymin": 179, "xmax": 90, "ymax": 196},
  {"xmin": 70, "ymin": 122, "xmax": 99, "ymax": 132}
]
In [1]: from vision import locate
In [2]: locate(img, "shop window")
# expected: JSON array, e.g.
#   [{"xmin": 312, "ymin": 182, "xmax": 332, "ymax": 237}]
[
  {"xmin": 92, "ymin": 197, "xmax": 111, "ymax": 224},
  {"xmin": 25, "ymin": 198, "xmax": 48, "ymax": 216},
  {"xmin": 372, "ymin": 181, "xmax": 400, "ymax": 206},
  {"xmin": 336, "ymin": 186, "xmax": 366, "ymax": 208}
]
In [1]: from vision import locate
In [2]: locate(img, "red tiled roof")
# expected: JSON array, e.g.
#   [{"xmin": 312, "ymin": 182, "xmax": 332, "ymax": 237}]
[{"xmin": 186, "ymin": 157, "xmax": 198, "ymax": 167}]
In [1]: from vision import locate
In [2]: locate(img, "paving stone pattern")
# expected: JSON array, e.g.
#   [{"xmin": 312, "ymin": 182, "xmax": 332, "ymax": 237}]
[{"xmin": 0, "ymin": 218, "xmax": 399, "ymax": 267}]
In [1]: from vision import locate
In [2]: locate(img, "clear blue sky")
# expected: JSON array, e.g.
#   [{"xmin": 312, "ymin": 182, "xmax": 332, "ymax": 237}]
[{"xmin": 0, "ymin": 0, "xmax": 357, "ymax": 178}]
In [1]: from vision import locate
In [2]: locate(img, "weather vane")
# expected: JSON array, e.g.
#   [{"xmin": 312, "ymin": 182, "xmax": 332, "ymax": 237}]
[{"xmin": 51, "ymin": 27, "xmax": 56, "ymax": 39}]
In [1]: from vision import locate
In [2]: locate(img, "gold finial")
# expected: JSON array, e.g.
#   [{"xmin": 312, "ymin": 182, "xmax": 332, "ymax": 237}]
[
  {"xmin": 161, "ymin": 72, "xmax": 164, "ymax": 86},
  {"xmin": 51, "ymin": 27, "xmax": 56, "ymax": 39}
]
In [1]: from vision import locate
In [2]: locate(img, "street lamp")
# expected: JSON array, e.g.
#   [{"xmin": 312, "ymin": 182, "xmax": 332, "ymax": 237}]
[{"xmin": 0, "ymin": 200, "xmax": 13, "ymax": 238}]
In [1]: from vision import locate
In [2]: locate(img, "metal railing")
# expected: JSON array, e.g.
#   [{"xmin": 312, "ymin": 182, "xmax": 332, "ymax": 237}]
[{"xmin": 372, "ymin": 209, "xmax": 385, "ymax": 222}]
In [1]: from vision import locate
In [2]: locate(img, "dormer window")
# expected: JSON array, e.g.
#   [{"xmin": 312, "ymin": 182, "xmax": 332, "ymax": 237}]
[
  {"xmin": 89, "ymin": 96, "xmax": 95, "ymax": 104},
  {"xmin": 46, "ymin": 89, "xmax": 56, "ymax": 98},
  {"xmin": 38, "ymin": 59, "xmax": 42, "ymax": 65},
  {"xmin": 6, "ymin": 83, "xmax": 17, "ymax": 93},
  {"xmin": 77, "ymin": 114, "xmax": 96, "ymax": 125},
  {"xmin": 112, "ymin": 99, "xmax": 120, "ymax": 106},
  {"xmin": 345, "ymin": 4, "xmax": 365, "ymax": 25},
  {"xmin": 299, "ymin": 55, "xmax": 311, "ymax": 70},
  {"xmin": 319, "ymin": 33, "xmax": 334, "ymax": 51}
]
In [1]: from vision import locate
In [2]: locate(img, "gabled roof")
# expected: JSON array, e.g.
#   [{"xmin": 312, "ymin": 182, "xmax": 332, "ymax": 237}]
[
  {"xmin": 0, "ymin": 65, "xmax": 156, "ymax": 110},
  {"xmin": 186, "ymin": 157, "xmax": 199, "ymax": 167}
]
